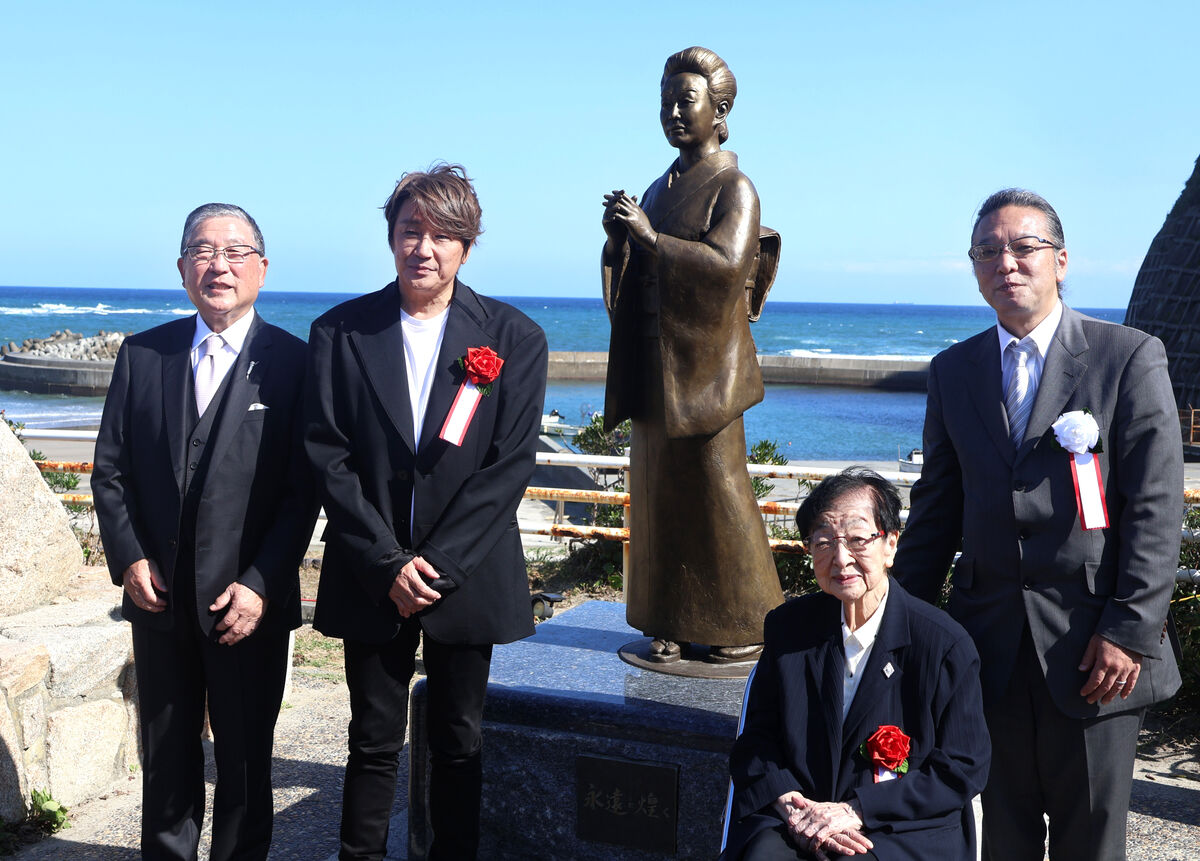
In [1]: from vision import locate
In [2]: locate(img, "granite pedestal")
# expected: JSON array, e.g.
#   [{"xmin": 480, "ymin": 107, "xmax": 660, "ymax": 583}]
[{"xmin": 408, "ymin": 601, "xmax": 748, "ymax": 860}]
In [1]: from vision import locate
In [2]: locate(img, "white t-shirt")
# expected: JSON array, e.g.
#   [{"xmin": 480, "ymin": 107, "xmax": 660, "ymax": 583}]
[{"xmin": 401, "ymin": 308, "xmax": 449, "ymax": 442}]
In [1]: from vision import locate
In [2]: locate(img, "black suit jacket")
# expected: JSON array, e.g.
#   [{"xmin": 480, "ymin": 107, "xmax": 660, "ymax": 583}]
[
  {"xmin": 93, "ymin": 314, "xmax": 316, "ymax": 634},
  {"xmin": 893, "ymin": 305, "xmax": 1183, "ymax": 717},
  {"xmin": 726, "ymin": 582, "xmax": 990, "ymax": 861},
  {"xmin": 305, "ymin": 281, "xmax": 547, "ymax": 645}
]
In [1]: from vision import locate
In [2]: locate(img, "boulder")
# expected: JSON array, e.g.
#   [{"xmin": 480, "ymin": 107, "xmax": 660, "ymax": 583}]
[{"xmin": 0, "ymin": 422, "xmax": 83, "ymax": 614}]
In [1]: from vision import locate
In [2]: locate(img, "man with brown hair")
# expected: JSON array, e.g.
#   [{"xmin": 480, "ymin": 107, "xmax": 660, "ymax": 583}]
[{"xmin": 306, "ymin": 164, "xmax": 547, "ymax": 860}]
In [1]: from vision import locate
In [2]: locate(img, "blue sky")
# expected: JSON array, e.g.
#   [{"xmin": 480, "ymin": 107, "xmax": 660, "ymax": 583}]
[{"xmin": 1, "ymin": 0, "xmax": 1196, "ymax": 308}]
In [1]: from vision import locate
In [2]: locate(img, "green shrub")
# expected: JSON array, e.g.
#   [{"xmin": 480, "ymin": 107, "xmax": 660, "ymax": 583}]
[{"xmin": 747, "ymin": 439, "xmax": 789, "ymax": 499}]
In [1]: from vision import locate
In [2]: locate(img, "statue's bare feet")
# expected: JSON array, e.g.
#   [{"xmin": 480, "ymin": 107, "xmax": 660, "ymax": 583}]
[
  {"xmin": 706, "ymin": 644, "xmax": 763, "ymax": 664},
  {"xmin": 648, "ymin": 638, "xmax": 682, "ymax": 663}
]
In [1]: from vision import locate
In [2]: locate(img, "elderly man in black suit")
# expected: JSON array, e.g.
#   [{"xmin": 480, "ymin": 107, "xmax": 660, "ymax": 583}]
[
  {"xmin": 892, "ymin": 188, "xmax": 1183, "ymax": 861},
  {"xmin": 93, "ymin": 203, "xmax": 316, "ymax": 860},
  {"xmin": 305, "ymin": 163, "xmax": 548, "ymax": 861}
]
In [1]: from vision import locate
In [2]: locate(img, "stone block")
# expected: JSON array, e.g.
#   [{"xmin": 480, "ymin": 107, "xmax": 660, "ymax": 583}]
[
  {"xmin": 46, "ymin": 699, "xmax": 127, "ymax": 807},
  {"xmin": 0, "ymin": 600, "xmax": 132, "ymax": 699},
  {"xmin": 16, "ymin": 690, "xmax": 48, "ymax": 796},
  {"xmin": 120, "ymin": 666, "xmax": 141, "ymax": 773},
  {"xmin": 0, "ymin": 638, "xmax": 50, "ymax": 699},
  {"xmin": 0, "ymin": 422, "xmax": 82, "ymax": 615},
  {"xmin": 0, "ymin": 697, "xmax": 28, "ymax": 823},
  {"xmin": 408, "ymin": 601, "xmax": 745, "ymax": 860}
]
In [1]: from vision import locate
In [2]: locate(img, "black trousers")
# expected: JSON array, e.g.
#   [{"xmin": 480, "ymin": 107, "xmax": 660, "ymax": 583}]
[
  {"xmin": 981, "ymin": 627, "xmax": 1143, "ymax": 861},
  {"xmin": 132, "ymin": 601, "xmax": 290, "ymax": 861},
  {"xmin": 339, "ymin": 622, "xmax": 493, "ymax": 861}
]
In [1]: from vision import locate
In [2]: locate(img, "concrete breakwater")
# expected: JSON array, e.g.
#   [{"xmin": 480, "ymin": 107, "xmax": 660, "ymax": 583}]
[
  {"xmin": 0, "ymin": 331, "xmax": 125, "ymax": 396},
  {"xmin": 1, "ymin": 339, "xmax": 931, "ymax": 398},
  {"xmin": 550, "ymin": 351, "xmax": 929, "ymax": 390},
  {"xmin": 1, "ymin": 330, "xmax": 126, "ymax": 361}
]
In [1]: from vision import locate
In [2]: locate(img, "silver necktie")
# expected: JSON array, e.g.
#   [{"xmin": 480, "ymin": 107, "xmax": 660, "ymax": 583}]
[
  {"xmin": 1005, "ymin": 340, "xmax": 1037, "ymax": 447},
  {"xmin": 194, "ymin": 334, "xmax": 225, "ymax": 416}
]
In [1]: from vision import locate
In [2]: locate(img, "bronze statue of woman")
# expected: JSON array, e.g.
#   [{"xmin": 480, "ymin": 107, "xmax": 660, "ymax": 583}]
[{"xmin": 601, "ymin": 46, "xmax": 782, "ymax": 664}]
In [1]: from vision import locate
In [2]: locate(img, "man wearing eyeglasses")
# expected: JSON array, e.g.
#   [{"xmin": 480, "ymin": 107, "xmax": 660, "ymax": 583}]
[
  {"xmin": 893, "ymin": 188, "xmax": 1181, "ymax": 861},
  {"xmin": 93, "ymin": 203, "xmax": 316, "ymax": 860}
]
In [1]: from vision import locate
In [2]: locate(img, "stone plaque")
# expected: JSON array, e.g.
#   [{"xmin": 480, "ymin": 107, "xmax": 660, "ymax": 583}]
[{"xmin": 576, "ymin": 753, "xmax": 678, "ymax": 854}]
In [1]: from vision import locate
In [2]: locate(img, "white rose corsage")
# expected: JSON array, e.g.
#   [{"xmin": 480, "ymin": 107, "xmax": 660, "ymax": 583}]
[
  {"xmin": 1051, "ymin": 410, "xmax": 1103, "ymax": 454},
  {"xmin": 1052, "ymin": 410, "xmax": 1108, "ymax": 530}
]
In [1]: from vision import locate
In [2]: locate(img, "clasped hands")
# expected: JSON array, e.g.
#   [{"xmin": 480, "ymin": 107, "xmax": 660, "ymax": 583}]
[
  {"xmin": 388, "ymin": 556, "xmax": 445, "ymax": 618},
  {"xmin": 123, "ymin": 558, "xmax": 268, "ymax": 645},
  {"xmin": 601, "ymin": 189, "xmax": 658, "ymax": 252},
  {"xmin": 773, "ymin": 792, "xmax": 873, "ymax": 860}
]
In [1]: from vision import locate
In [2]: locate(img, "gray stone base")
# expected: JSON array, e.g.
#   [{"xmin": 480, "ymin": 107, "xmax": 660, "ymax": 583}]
[{"xmin": 408, "ymin": 601, "xmax": 747, "ymax": 860}]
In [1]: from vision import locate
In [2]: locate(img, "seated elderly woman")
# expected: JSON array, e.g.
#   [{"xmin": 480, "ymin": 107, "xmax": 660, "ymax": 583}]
[{"xmin": 724, "ymin": 468, "xmax": 990, "ymax": 861}]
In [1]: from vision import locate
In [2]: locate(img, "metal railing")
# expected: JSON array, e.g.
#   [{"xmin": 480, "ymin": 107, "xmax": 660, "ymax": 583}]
[{"xmin": 20, "ymin": 429, "xmax": 1200, "ymax": 581}]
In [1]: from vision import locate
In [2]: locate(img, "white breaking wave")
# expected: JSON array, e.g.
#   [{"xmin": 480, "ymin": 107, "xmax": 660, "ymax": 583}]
[{"xmin": 0, "ymin": 302, "xmax": 172, "ymax": 316}]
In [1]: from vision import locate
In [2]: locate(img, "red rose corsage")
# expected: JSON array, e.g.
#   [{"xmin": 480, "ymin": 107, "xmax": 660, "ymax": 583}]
[
  {"xmin": 439, "ymin": 346, "xmax": 504, "ymax": 446},
  {"xmin": 859, "ymin": 725, "xmax": 911, "ymax": 783}
]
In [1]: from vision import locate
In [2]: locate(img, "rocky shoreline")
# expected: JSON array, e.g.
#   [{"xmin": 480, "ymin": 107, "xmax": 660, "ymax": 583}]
[{"xmin": 1, "ymin": 330, "xmax": 127, "ymax": 361}]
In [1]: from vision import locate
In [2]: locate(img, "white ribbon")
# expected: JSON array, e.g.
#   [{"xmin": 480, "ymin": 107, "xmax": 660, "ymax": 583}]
[
  {"xmin": 1071, "ymin": 452, "xmax": 1109, "ymax": 530},
  {"xmin": 439, "ymin": 380, "xmax": 482, "ymax": 447}
]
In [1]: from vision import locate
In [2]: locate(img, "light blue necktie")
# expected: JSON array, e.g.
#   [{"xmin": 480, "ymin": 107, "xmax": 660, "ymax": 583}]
[{"xmin": 1005, "ymin": 340, "xmax": 1037, "ymax": 447}]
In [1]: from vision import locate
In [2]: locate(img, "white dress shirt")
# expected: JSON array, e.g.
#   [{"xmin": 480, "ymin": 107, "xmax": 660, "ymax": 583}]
[
  {"xmin": 191, "ymin": 308, "xmax": 256, "ymax": 398},
  {"xmin": 842, "ymin": 581, "xmax": 891, "ymax": 721},
  {"xmin": 996, "ymin": 300, "xmax": 1062, "ymax": 395}
]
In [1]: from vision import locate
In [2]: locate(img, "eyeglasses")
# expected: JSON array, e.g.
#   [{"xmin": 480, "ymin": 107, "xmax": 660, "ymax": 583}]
[
  {"xmin": 968, "ymin": 235, "xmax": 1059, "ymax": 263},
  {"xmin": 183, "ymin": 245, "xmax": 263, "ymax": 265},
  {"xmin": 806, "ymin": 532, "xmax": 884, "ymax": 556}
]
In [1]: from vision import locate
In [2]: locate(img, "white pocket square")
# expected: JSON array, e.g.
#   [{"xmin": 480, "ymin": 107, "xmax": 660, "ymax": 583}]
[{"xmin": 248, "ymin": 402, "xmax": 269, "ymax": 411}]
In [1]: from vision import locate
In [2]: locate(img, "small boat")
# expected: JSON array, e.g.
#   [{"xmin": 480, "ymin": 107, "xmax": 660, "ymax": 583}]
[
  {"xmin": 898, "ymin": 447, "xmax": 923, "ymax": 473},
  {"xmin": 540, "ymin": 410, "xmax": 584, "ymax": 439}
]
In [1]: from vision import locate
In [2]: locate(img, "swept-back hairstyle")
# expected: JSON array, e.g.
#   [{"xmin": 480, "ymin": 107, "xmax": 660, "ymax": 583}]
[
  {"xmin": 973, "ymin": 188, "xmax": 1065, "ymax": 249},
  {"xmin": 662, "ymin": 46, "xmax": 737, "ymax": 144}
]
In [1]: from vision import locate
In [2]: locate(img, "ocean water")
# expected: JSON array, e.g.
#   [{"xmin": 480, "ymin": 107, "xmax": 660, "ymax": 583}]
[{"xmin": 0, "ymin": 285, "xmax": 1124, "ymax": 460}]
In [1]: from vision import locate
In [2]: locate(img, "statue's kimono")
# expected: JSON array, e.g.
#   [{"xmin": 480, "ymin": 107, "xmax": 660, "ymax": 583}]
[{"xmin": 603, "ymin": 149, "xmax": 783, "ymax": 647}]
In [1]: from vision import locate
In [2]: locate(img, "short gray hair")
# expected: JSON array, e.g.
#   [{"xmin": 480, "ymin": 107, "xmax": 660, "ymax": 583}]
[{"xmin": 180, "ymin": 203, "xmax": 265, "ymax": 256}]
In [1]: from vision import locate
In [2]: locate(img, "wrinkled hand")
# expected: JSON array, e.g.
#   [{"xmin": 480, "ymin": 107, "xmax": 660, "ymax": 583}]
[
  {"xmin": 1079, "ymin": 634, "xmax": 1143, "ymax": 705},
  {"xmin": 602, "ymin": 190, "xmax": 656, "ymax": 250},
  {"xmin": 772, "ymin": 790, "xmax": 808, "ymax": 823},
  {"xmin": 124, "ymin": 559, "xmax": 167, "ymax": 612},
  {"xmin": 788, "ymin": 799, "xmax": 872, "ymax": 859},
  {"xmin": 210, "ymin": 582, "xmax": 267, "ymax": 645},
  {"xmin": 388, "ymin": 556, "xmax": 442, "ymax": 618}
]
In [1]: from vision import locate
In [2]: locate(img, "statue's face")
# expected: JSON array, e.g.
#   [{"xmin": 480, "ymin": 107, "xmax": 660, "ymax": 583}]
[{"xmin": 660, "ymin": 72, "xmax": 718, "ymax": 150}]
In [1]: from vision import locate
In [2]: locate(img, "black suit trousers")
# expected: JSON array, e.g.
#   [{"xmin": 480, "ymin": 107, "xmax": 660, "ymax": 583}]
[
  {"xmin": 339, "ymin": 622, "xmax": 493, "ymax": 861},
  {"xmin": 132, "ymin": 564, "xmax": 290, "ymax": 861}
]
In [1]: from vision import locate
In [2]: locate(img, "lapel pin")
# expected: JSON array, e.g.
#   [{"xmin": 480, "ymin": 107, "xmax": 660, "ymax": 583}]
[
  {"xmin": 883, "ymin": 662, "xmax": 894, "ymax": 678},
  {"xmin": 246, "ymin": 361, "xmax": 257, "ymax": 379}
]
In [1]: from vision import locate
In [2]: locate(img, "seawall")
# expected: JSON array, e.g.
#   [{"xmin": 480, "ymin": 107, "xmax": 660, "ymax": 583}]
[
  {"xmin": 550, "ymin": 352, "xmax": 929, "ymax": 391},
  {"xmin": 0, "ymin": 351, "xmax": 931, "ymax": 398}
]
